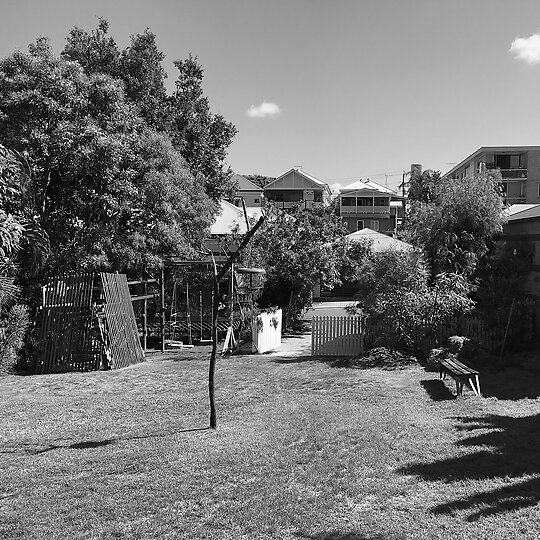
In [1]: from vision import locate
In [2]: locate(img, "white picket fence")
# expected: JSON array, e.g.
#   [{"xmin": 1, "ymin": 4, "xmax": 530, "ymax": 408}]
[{"xmin": 311, "ymin": 316, "xmax": 364, "ymax": 356}]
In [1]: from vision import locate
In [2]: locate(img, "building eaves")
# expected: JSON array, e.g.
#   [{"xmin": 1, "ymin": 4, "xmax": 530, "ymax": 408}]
[{"xmin": 443, "ymin": 146, "xmax": 540, "ymax": 179}]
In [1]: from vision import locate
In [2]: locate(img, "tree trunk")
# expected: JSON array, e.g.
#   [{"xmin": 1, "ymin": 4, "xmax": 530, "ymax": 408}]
[{"xmin": 209, "ymin": 261, "xmax": 219, "ymax": 429}]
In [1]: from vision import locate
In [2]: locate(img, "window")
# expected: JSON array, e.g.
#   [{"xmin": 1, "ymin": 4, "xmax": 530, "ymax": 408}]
[
  {"xmin": 357, "ymin": 197, "xmax": 372, "ymax": 206},
  {"xmin": 342, "ymin": 197, "xmax": 356, "ymax": 206},
  {"xmin": 369, "ymin": 220, "xmax": 380, "ymax": 231},
  {"xmin": 373, "ymin": 197, "xmax": 389, "ymax": 206},
  {"xmin": 254, "ymin": 198, "xmax": 260, "ymax": 203},
  {"xmin": 494, "ymin": 154, "xmax": 526, "ymax": 169},
  {"xmin": 356, "ymin": 220, "xmax": 364, "ymax": 231}
]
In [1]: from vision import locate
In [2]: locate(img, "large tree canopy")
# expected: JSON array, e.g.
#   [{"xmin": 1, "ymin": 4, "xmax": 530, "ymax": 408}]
[
  {"xmin": 61, "ymin": 19, "xmax": 237, "ymax": 200},
  {"xmin": 402, "ymin": 171, "xmax": 506, "ymax": 277},
  {"xmin": 0, "ymin": 39, "xmax": 213, "ymax": 274}
]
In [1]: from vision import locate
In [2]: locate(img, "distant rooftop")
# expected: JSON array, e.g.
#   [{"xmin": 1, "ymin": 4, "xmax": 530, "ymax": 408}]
[
  {"xmin": 341, "ymin": 179, "xmax": 400, "ymax": 196},
  {"xmin": 346, "ymin": 228, "xmax": 412, "ymax": 252},
  {"xmin": 232, "ymin": 174, "xmax": 262, "ymax": 192}
]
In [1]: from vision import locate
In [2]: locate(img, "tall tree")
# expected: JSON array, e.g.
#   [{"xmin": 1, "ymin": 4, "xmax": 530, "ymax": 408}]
[
  {"xmin": 403, "ymin": 171, "xmax": 506, "ymax": 277},
  {"xmin": 62, "ymin": 18, "xmax": 120, "ymax": 77},
  {"xmin": 167, "ymin": 55, "xmax": 237, "ymax": 200},
  {"xmin": 62, "ymin": 20, "xmax": 237, "ymax": 201},
  {"xmin": 120, "ymin": 29, "xmax": 168, "ymax": 128},
  {"xmin": 0, "ymin": 41, "xmax": 213, "ymax": 275}
]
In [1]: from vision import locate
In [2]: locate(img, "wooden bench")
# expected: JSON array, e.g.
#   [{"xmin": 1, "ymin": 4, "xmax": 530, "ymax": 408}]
[{"xmin": 439, "ymin": 357, "xmax": 481, "ymax": 397}]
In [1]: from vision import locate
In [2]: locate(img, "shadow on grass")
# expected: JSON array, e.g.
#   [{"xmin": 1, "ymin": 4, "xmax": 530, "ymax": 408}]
[
  {"xmin": 477, "ymin": 369, "xmax": 540, "ymax": 400},
  {"xmin": 400, "ymin": 413, "xmax": 540, "ymax": 520},
  {"xmin": 295, "ymin": 531, "xmax": 390, "ymax": 540},
  {"xmin": 420, "ymin": 379, "xmax": 455, "ymax": 401},
  {"xmin": 1, "ymin": 427, "xmax": 209, "ymax": 456}
]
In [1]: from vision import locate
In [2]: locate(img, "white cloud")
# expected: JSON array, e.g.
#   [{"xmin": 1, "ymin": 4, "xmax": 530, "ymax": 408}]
[
  {"xmin": 246, "ymin": 101, "xmax": 281, "ymax": 118},
  {"xmin": 510, "ymin": 31, "xmax": 540, "ymax": 64}
]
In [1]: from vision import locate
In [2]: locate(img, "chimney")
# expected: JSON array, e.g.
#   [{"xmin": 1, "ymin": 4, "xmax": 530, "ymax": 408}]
[{"xmin": 410, "ymin": 164, "xmax": 422, "ymax": 176}]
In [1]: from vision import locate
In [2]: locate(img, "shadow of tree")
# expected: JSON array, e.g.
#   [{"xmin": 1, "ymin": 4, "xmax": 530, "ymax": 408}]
[
  {"xmin": 420, "ymin": 379, "xmax": 455, "ymax": 401},
  {"xmin": 478, "ymin": 369, "xmax": 540, "ymax": 400},
  {"xmin": 0, "ymin": 427, "xmax": 209, "ymax": 455},
  {"xmin": 295, "ymin": 531, "xmax": 390, "ymax": 540},
  {"xmin": 400, "ymin": 414, "xmax": 540, "ymax": 519}
]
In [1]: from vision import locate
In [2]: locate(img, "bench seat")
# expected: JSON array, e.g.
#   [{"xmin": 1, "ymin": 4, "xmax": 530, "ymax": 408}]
[{"xmin": 438, "ymin": 357, "xmax": 481, "ymax": 397}]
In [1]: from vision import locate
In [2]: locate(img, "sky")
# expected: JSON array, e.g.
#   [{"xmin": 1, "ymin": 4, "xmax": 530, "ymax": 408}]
[{"xmin": 2, "ymin": 0, "xmax": 540, "ymax": 193}]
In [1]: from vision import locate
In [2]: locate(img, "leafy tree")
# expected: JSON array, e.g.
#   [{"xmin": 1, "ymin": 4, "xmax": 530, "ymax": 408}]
[
  {"xmin": 402, "ymin": 171, "xmax": 506, "ymax": 277},
  {"xmin": 407, "ymin": 169, "xmax": 441, "ymax": 203},
  {"xmin": 0, "ymin": 145, "xmax": 48, "ymax": 372},
  {"xmin": 120, "ymin": 29, "xmax": 168, "ymax": 128},
  {"xmin": 0, "ymin": 42, "xmax": 213, "ymax": 275},
  {"xmin": 62, "ymin": 21, "xmax": 237, "ymax": 200},
  {"xmin": 351, "ymin": 249, "xmax": 475, "ymax": 351},
  {"xmin": 167, "ymin": 55, "xmax": 237, "ymax": 200},
  {"xmin": 62, "ymin": 18, "xmax": 121, "ymax": 77},
  {"xmin": 246, "ymin": 203, "xmax": 348, "ymax": 328}
]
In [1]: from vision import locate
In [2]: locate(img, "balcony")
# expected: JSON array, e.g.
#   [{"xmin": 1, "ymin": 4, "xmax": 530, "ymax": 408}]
[
  {"xmin": 486, "ymin": 165, "xmax": 527, "ymax": 179},
  {"xmin": 340, "ymin": 205, "xmax": 390, "ymax": 215}
]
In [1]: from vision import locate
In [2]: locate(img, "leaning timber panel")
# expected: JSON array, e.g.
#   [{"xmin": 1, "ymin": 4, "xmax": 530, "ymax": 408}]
[{"xmin": 101, "ymin": 273, "xmax": 144, "ymax": 369}]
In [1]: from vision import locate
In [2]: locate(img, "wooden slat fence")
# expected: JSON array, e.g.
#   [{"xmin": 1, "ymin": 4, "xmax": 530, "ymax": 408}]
[
  {"xmin": 365, "ymin": 310, "xmax": 536, "ymax": 352},
  {"xmin": 38, "ymin": 273, "xmax": 100, "ymax": 373},
  {"xmin": 311, "ymin": 316, "xmax": 364, "ymax": 356},
  {"xmin": 101, "ymin": 273, "xmax": 144, "ymax": 369}
]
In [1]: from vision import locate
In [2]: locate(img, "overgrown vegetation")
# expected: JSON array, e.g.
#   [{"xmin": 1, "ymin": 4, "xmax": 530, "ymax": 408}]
[{"xmin": 244, "ymin": 202, "xmax": 348, "ymax": 329}]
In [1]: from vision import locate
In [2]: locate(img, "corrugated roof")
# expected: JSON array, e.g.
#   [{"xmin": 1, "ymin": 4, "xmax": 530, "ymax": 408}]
[
  {"xmin": 341, "ymin": 179, "xmax": 400, "ymax": 196},
  {"xmin": 346, "ymin": 228, "xmax": 412, "ymax": 252}
]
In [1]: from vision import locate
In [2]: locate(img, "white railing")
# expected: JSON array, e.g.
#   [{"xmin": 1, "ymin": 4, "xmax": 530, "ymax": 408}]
[
  {"xmin": 311, "ymin": 316, "xmax": 364, "ymax": 356},
  {"xmin": 340, "ymin": 206, "xmax": 390, "ymax": 215}
]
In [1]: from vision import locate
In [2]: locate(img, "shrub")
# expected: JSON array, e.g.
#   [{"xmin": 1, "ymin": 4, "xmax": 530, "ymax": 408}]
[
  {"xmin": 0, "ymin": 303, "xmax": 29, "ymax": 374},
  {"xmin": 356, "ymin": 249, "xmax": 475, "ymax": 352}
]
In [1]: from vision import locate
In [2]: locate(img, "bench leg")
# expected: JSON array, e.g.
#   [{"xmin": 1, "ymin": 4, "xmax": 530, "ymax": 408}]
[{"xmin": 468, "ymin": 377, "xmax": 480, "ymax": 396}]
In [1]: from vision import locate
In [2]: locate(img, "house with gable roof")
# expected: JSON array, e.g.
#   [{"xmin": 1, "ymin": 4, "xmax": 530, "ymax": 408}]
[
  {"xmin": 339, "ymin": 179, "xmax": 404, "ymax": 234},
  {"xmin": 230, "ymin": 173, "xmax": 264, "ymax": 209},
  {"xmin": 264, "ymin": 167, "xmax": 331, "ymax": 209}
]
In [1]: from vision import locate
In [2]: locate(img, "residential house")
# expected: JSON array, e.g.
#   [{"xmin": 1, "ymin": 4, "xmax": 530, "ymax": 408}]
[
  {"xmin": 443, "ymin": 146, "xmax": 540, "ymax": 205},
  {"xmin": 230, "ymin": 174, "xmax": 264, "ymax": 209},
  {"xmin": 339, "ymin": 179, "xmax": 403, "ymax": 234},
  {"xmin": 264, "ymin": 167, "xmax": 331, "ymax": 209}
]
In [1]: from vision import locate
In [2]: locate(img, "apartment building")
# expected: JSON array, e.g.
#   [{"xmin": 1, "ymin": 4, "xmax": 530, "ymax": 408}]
[
  {"xmin": 264, "ymin": 168, "xmax": 331, "ymax": 209},
  {"xmin": 339, "ymin": 179, "xmax": 403, "ymax": 234},
  {"xmin": 443, "ymin": 146, "xmax": 540, "ymax": 205}
]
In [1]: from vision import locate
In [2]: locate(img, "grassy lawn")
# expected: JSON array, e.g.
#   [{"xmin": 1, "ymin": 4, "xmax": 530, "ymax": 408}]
[{"xmin": 2, "ymin": 337, "xmax": 540, "ymax": 539}]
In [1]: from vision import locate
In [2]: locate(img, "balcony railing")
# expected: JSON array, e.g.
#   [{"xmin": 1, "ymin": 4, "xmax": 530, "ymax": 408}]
[
  {"xmin": 340, "ymin": 205, "xmax": 391, "ymax": 215},
  {"xmin": 269, "ymin": 200, "xmax": 319, "ymax": 209},
  {"xmin": 486, "ymin": 166, "xmax": 527, "ymax": 179}
]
